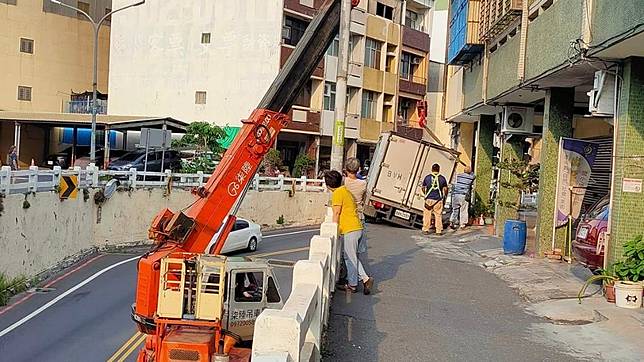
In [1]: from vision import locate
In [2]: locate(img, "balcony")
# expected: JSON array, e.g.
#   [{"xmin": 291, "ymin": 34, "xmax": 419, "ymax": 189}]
[
  {"xmin": 283, "ymin": 0, "xmax": 325, "ymax": 16},
  {"xmin": 402, "ymin": 26, "xmax": 430, "ymax": 52},
  {"xmin": 66, "ymin": 99, "xmax": 107, "ymax": 114},
  {"xmin": 399, "ymin": 75, "xmax": 426, "ymax": 96},
  {"xmin": 281, "ymin": 45, "xmax": 324, "ymax": 78}
]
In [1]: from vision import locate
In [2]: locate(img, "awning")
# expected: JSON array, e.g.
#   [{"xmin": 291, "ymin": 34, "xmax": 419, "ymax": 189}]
[{"xmin": 0, "ymin": 111, "xmax": 188, "ymax": 133}]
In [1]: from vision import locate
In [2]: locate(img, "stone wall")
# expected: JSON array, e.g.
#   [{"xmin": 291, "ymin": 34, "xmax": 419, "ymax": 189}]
[{"xmin": 0, "ymin": 188, "xmax": 329, "ymax": 278}]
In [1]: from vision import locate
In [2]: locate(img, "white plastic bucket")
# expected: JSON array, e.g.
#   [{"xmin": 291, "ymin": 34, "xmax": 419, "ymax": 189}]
[{"xmin": 614, "ymin": 281, "xmax": 643, "ymax": 309}]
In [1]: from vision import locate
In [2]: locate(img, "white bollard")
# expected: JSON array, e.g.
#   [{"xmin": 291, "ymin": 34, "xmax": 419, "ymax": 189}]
[
  {"xmin": 28, "ymin": 166, "xmax": 38, "ymax": 192},
  {"xmin": 0, "ymin": 166, "xmax": 11, "ymax": 194},
  {"xmin": 129, "ymin": 168, "xmax": 137, "ymax": 188}
]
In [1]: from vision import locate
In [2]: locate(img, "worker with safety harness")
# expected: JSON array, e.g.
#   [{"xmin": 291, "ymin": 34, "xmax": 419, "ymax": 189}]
[{"xmin": 421, "ymin": 163, "xmax": 449, "ymax": 235}]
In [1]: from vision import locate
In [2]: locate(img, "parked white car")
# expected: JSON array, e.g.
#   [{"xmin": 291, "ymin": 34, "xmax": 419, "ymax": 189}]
[{"xmin": 207, "ymin": 217, "xmax": 262, "ymax": 254}]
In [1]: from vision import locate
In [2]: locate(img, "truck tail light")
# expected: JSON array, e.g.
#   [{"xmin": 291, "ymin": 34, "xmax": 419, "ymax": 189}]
[{"xmin": 373, "ymin": 201, "xmax": 383, "ymax": 209}]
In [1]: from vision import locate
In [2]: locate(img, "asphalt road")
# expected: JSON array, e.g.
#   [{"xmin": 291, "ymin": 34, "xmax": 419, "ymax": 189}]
[
  {"xmin": 0, "ymin": 227, "xmax": 318, "ymax": 362},
  {"xmin": 323, "ymin": 224, "xmax": 577, "ymax": 362}
]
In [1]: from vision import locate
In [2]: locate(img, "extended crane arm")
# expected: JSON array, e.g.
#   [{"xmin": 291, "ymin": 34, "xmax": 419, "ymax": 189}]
[{"xmin": 134, "ymin": 0, "xmax": 345, "ymax": 327}]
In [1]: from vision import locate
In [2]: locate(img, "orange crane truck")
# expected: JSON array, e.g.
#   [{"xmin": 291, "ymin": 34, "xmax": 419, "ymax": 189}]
[{"xmin": 129, "ymin": 1, "xmax": 356, "ymax": 361}]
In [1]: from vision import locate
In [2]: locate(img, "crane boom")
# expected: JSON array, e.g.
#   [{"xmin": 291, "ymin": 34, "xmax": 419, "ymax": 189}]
[{"xmin": 133, "ymin": 0, "xmax": 343, "ymax": 337}]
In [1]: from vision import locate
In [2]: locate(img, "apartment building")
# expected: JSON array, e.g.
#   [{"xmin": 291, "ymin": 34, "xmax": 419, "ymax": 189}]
[
  {"xmin": 442, "ymin": 0, "xmax": 644, "ymax": 264},
  {"xmin": 0, "ymin": 0, "xmax": 112, "ymax": 165},
  {"xmin": 108, "ymin": 0, "xmax": 439, "ymax": 173}
]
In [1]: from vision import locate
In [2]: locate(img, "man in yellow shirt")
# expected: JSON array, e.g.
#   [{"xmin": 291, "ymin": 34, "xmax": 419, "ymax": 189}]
[{"xmin": 325, "ymin": 170, "xmax": 374, "ymax": 294}]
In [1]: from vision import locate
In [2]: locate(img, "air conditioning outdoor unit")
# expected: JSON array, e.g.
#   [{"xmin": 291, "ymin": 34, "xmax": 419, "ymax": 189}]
[
  {"xmin": 411, "ymin": 57, "xmax": 423, "ymax": 65},
  {"xmin": 501, "ymin": 106, "xmax": 534, "ymax": 134},
  {"xmin": 587, "ymin": 70, "xmax": 615, "ymax": 117}
]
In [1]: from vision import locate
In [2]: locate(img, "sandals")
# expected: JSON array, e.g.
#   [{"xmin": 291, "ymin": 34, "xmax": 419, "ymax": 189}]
[{"xmin": 363, "ymin": 277, "xmax": 374, "ymax": 295}]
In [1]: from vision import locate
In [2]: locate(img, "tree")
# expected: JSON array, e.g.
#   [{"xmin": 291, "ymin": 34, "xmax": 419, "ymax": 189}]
[
  {"xmin": 293, "ymin": 153, "xmax": 314, "ymax": 177},
  {"xmin": 172, "ymin": 122, "xmax": 227, "ymax": 173},
  {"xmin": 172, "ymin": 122, "xmax": 227, "ymax": 155},
  {"xmin": 260, "ymin": 149, "xmax": 283, "ymax": 176}
]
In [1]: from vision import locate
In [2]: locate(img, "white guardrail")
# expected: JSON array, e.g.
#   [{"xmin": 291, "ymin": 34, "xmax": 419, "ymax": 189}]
[
  {"xmin": 0, "ymin": 165, "xmax": 326, "ymax": 195},
  {"xmin": 252, "ymin": 209, "xmax": 340, "ymax": 362}
]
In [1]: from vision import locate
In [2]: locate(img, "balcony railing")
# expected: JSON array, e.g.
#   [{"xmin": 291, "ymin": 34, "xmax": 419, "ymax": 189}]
[{"xmin": 66, "ymin": 99, "xmax": 107, "ymax": 115}]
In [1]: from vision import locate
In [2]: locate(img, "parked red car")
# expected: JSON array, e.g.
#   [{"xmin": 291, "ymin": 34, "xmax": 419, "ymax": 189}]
[{"xmin": 572, "ymin": 196, "xmax": 609, "ymax": 270}]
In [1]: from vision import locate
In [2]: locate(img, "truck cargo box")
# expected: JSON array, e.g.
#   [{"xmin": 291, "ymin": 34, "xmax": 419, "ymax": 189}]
[{"xmin": 364, "ymin": 132, "xmax": 460, "ymax": 229}]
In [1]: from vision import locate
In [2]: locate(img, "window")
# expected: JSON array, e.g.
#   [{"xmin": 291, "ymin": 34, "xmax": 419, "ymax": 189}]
[
  {"xmin": 233, "ymin": 220, "xmax": 249, "ymax": 232},
  {"xmin": 267, "ymin": 277, "xmax": 281, "ymax": 303},
  {"xmin": 399, "ymin": 99, "xmax": 411, "ymax": 122},
  {"xmin": 364, "ymin": 38, "xmax": 382, "ymax": 69},
  {"xmin": 405, "ymin": 9, "xmax": 421, "ymax": 30},
  {"xmin": 326, "ymin": 36, "xmax": 339, "ymax": 57},
  {"xmin": 77, "ymin": 1, "xmax": 89, "ymax": 17},
  {"xmin": 282, "ymin": 16, "xmax": 308, "ymax": 46},
  {"xmin": 234, "ymin": 272, "xmax": 264, "ymax": 303},
  {"xmin": 17, "ymin": 86, "xmax": 31, "ymax": 101},
  {"xmin": 376, "ymin": 2, "xmax": 394, "ymax": 20},
  {"xmin": 201, "ymin": 32, "xmax": 211, "ymax": 44},
  {"xmin": 361, "ymin": 91, "xmax": 376, "ymax": 119},
  {"xmin": 323, "ymin": 82, "xmax": 336, "ymax": 111},
  {"xmin": 400, "ymin": 53, "xmax": 412, "ymax": 80},
  {"xmin": 293, "ymin": 80, "xmax": 312, "ymax": 107},
  {"xmin": 195, "ymin": 91, "xmax": 207, "ymax": 104},
  {"xmin": 19, "ymin": 38, "xmax": 33, "ymax": 54}
]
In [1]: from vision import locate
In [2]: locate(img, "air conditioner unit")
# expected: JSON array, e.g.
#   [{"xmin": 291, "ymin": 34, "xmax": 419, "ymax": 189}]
[
  {"xmin": 411, "ymin": 57, "xmax": 423, "ymax": 65},
  {"xmin": 587, "ymin": 70, "xmax": 615, "ymax": 117},
  {"xmin": 501, "ymin": 106, "xmax": 534, "ymax": 134}
]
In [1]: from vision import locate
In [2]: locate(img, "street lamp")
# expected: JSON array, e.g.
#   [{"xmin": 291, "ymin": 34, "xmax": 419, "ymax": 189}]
[{"xmin": 50, "ymin": 0, "xmax": 145, "ymax": 164}]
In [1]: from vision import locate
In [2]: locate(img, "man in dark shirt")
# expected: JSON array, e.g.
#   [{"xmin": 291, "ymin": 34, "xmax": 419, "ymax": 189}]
[{"xmin": 421, "ymin": 163, "xmax": 448, "ymax": 235}]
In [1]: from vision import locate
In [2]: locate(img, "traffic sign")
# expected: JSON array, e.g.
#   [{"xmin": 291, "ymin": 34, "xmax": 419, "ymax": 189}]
[{"xmin": 59, "ymin": 175, "xmax": 78, "ymax": 199}]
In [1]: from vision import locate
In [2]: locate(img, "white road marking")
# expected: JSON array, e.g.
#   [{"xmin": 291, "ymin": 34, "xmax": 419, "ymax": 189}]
[
  {"xmin": 263, "ymin": 228, "xmax": 318, "ymax": 239},
  {"xmin": 0, "ymin": 255, "xmax": 139, "ymax": 339}
]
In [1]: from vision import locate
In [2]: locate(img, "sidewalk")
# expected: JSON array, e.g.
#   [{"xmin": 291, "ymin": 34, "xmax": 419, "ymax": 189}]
[{"xmin": 323, "ymin": 223, "xmax": 644, "ymax": 361}]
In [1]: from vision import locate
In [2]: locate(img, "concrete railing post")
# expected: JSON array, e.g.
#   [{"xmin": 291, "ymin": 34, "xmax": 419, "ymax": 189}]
[
  {"xmin": 87, "ymin": 163, "xmax": 99, "ymax": 187},
  {"xmin": 0, "ymin": 166, "xmax": 11, "ymax": 194},
  {"xmin": 52, "ymin": 166, "xmax": 62, "ymax": 190},
  {"xmin": 129, "ymin": 168, "xmax": 137, "ymax": 188},
  {"xmin": 309, "ymin": 235, "xmax": 332, "ymax": 325},
  {"xmin": 254, "ymin": 174, "xmax": 260, "ymax": 191},
  {"xmin": 301, "ymin": 176, "xmax": 307, "ymax": 192},
  {"xmin": 28, "ymin": 166, "xmax": 38, "ymax": 192},
  {"xmin": 278, "ymin": 174, "xmax": 284, "ymax": 191},
  {"xmin": 292, "ymin": 260, "xmax": 324, "ymax": 352},
  {"xmin": 197, "ymin": 171, "xmax": 204, "ymax": 187}
]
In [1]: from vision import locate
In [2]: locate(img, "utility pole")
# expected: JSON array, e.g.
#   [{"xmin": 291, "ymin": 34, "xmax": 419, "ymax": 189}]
[
  {"xmin": 51, "ymin": 0, "xmax": 145, "ymax": 165},
  {"xmin": 330, "ymin": 0, "xmax": 352, "ymax": 172}
]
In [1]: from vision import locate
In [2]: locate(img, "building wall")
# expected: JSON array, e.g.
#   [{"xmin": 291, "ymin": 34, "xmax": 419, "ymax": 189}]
[
  {"xmin": 462, "ymin": 61, "xmax": 483, "ymax": 109},
  {"xmin": 590, "ymin": 1, "xmax": 644, "ymax": 49},
  {"xmin": 108, "ymin": 0, "xmax": 283, "ymax": 126},
  {"xmin": 524, "ymin": 0, "xmax": 583, "ymax": 81},
  {"xmin": 487, "ymin": 33, "xmax": 520, "ymax": 99},
  {"xmin": 0, "ymin": 0, "xmax": 111, "ymax": 112}
]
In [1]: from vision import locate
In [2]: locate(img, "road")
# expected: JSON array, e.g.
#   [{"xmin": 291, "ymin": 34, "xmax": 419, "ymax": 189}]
[
  {"xmin": 0, "ymin": 227, "xmax": 318, "ymax": 362},
  {"xmin": 323, "ymin": 224, "xmax": 578, "ymax": 361}
]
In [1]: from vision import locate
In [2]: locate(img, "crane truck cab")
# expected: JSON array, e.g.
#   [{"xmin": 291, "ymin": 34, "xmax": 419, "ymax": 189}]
[{"xmin": 134, "ymin": 253, "xmax": 283, "ymax": 361}]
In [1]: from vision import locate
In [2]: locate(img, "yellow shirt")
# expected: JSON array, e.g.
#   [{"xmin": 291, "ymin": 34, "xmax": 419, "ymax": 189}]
[{"xmin": 332, "ymin": 186, "xmax": 363, "ymax": 235}]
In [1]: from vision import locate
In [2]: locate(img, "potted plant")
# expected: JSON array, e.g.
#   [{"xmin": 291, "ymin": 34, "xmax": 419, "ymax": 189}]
[
  {"xmin": 484, "ymin": 204, "xmax": 495, "ymax": 225},
  {"xmin": 611, "ymin": 235, "xmax": 644, "ymax": 308},
  {"xmin": 470, "ymin": 196, "xmax": 487, "ymax": 226},
  {"xmin": 578, "ymin": 235, "xmax": 644, "ymax": 306},
  {"xmin": 578, "ymin": 267, "xmax": 618, "ymax": 303}
]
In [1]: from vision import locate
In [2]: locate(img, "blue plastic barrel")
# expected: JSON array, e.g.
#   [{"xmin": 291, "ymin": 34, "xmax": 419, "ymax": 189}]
[{"xmin": 503, "ymin": 220, "xmax": 527, "ymax": 255}]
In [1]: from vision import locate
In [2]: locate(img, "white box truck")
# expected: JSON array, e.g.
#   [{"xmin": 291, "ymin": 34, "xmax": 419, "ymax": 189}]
[{"xmin": 364, "ymin": 132, "xmax": 460, "ymax": 229}]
